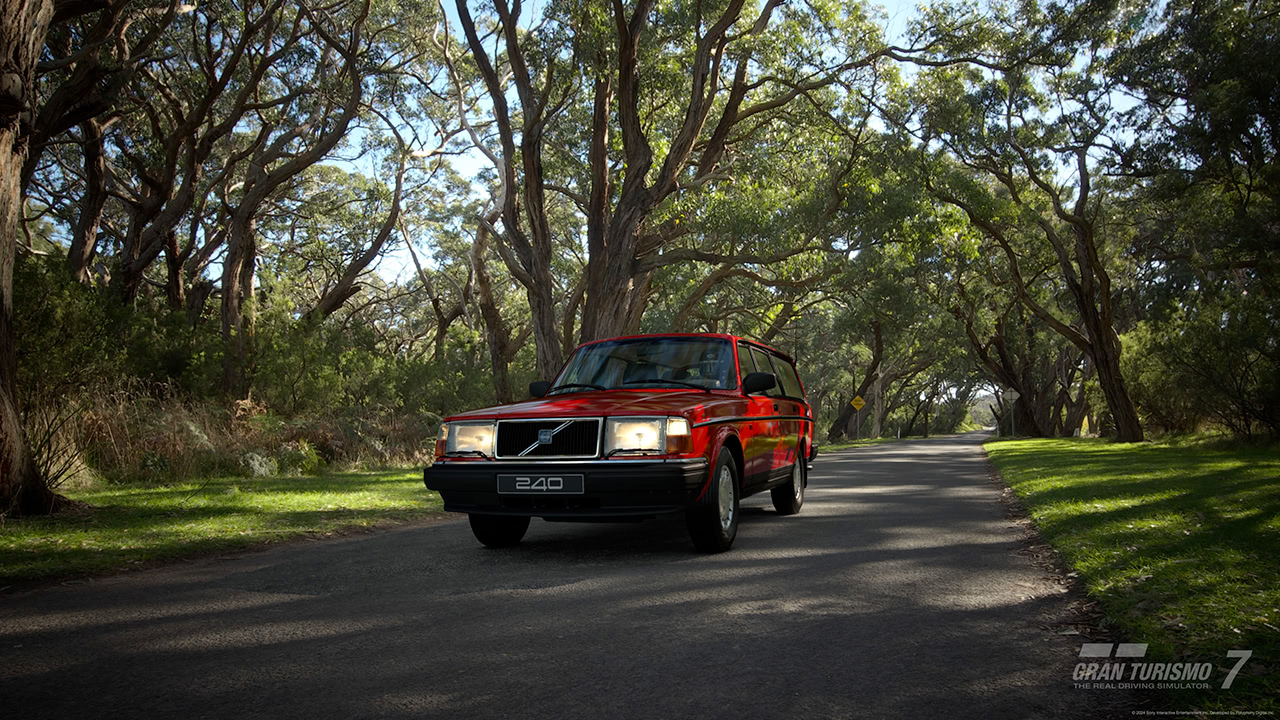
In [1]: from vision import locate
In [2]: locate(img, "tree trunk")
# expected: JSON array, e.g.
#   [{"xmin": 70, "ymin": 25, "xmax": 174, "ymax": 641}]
[
  {"xmin": 116, "ymin": 179, "xmax": 168, "ymax": 302},
  {"xmin": 844, "ymin": 406, "xmax": 862, "ymax": 439},
  {"xmin": 1, "ymin": 0, "xmax": 66, "ymax": 516},
  {"xmin": 185, "ymin": 277, "xmax": 215, "ymax": 326},
  {"xmin": 67, "ymin": 118, "xmax": 106, "ymax": 284},
  {"xmin": 869, "ymin": 371, "xmax": 886, "ymax": 438},
  {"xmin": 1, "ymin": 122, "xmax": 58, "ymax": 515},
  {"xmin": 826, "ymin": 320, "xmax": 883, "ymax": 442},
  {"xmin": 581, "ymin": 242, "xmax": 643, "ymax": 342},
  {"xmin": 1091, "ymin": 330, "xmax": 1143, "ymax": 442},
  {"xmin": 471, "ymin": 216, "xmax": 515, "ymax": 404},
  {"xmin": 221, "ymin": 214, "xmax": 256, "ymax": 399},
  {"xmin": 527, "ymin": 276, "xmax": 562, "ymax": 380},
  {"xmin": 1063, "ymin": 361, "xmax": 1092, "ymax": 435},
  {"xmin": 164, "ymin": 230, "xmax": 185, "ymax": 309},
  {"xmin": 1010, "ymin": 396, "xmax": 1046, "ymax": 438}
]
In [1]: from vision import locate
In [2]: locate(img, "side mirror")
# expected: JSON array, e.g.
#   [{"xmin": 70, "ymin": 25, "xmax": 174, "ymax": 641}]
[
  {"xmin": 529, "ymin": 380, "xmax": 552, "ymax": 398},
  {"xmin": 742, "ymin": 372, "xmax": 776, "ymax": 395}
]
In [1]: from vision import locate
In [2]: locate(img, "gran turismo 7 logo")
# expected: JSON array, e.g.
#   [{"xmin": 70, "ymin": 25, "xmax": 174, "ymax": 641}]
[{"xmin": 1072, "ymin": 643, "xmax": 1253, "ymax": 690}]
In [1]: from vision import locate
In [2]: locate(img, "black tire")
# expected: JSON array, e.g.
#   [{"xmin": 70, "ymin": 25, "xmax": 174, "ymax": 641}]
[
  {"xmin": 686, "ymin": 448, "xmax": 740, "ymax": 553},
  {"xmin": 468, "ymin": 514, "xmax": 531, "ymax": 548},
  {"xmin": 770, "ymin": 458, "xmax": 805, "ymax": 516}
]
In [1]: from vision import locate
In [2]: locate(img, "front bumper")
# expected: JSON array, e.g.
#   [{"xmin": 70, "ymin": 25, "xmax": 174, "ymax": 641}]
[{"xmin": 423, "ymin": 457, "xmax": 710, "ymax": 520}]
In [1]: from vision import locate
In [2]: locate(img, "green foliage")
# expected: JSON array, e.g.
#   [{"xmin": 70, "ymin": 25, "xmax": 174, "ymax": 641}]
[
  {"xmin": 1122, "ymin": 322, "xmax": 1206, "ymax": 436},
  {"xmin": 1125, "ymin": 295, "xmax": 1279, "ymax": 440},
  {"xmin": 12, "ymin": 254, "xmax": 124, "ymax": 403},
  {"xmin": 276, "ymin": 439, "xmax": 324, "ymax": 475}
]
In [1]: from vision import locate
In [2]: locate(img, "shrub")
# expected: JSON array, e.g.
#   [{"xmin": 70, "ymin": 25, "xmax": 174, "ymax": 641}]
[
  {"xmin": 275, "ymin": 440, "xmax": 324, "ymax": 475},
  {"xmin": 1126, "ymin": 296, "xmax": 1279, "ymax": 441},
  {"xmin": 239, "ymin": 452, "xmax": 278, "ymax": 478},
  {"xmin": 67, "ymin": 381, "xmax": 437, "ymax": 484}
]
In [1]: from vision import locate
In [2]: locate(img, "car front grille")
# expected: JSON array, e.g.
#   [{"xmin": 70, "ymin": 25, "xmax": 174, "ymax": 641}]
[{"xmin": 495, "ymin": 418, "xmax": 601, "ymax": 459}]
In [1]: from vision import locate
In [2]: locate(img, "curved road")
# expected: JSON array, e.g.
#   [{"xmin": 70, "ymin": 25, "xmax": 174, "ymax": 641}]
[{"xmin": 1, "ymin": 432, "xmax": 1129, "ymax": 718}]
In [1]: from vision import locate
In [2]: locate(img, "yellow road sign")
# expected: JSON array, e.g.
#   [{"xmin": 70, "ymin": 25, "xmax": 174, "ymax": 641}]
[{"xmin": 850, "ymin": 395, "xmax": 866, "ymax": 411}]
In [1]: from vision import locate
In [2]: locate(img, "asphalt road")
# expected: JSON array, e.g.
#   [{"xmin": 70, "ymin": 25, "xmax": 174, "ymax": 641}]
[{"xmin": 1, "ymin": 432, "xmax": 1132, "ymax": 719}]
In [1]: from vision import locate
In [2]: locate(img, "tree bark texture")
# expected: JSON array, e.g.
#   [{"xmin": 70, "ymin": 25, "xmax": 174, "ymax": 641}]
[
  {"xmin": 1, "ymin": 0, "xmax": 65, "ymax": 515},
  {"xmin": 67, "ymin": 118, "xmax": 105, "ymax": 284}
]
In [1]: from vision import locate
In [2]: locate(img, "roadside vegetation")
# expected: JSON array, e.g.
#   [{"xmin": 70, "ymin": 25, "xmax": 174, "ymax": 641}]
[
  {"xmin": 0, "ymin": 470, "xmax": 443, "ymax": 584},
  {"xmin": 986, "ymin": 437, "xmax": 1280, "ymax": 710},
  {"xmin": 817, "ymin": 436, "xmax": 909, "ymax": 453}
]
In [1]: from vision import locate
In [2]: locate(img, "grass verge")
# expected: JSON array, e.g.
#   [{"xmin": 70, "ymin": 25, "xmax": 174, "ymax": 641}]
[
  {"xmin": 0, "ymin": 469, "xmax": 443, "ymax": 584},
  {"xmin": 817, "ymin": 436, "xmax": 905, "ymax": 453},
  {"xmin": 985, "ymin": 437, "xmax": 1279, "ymax": 711}
]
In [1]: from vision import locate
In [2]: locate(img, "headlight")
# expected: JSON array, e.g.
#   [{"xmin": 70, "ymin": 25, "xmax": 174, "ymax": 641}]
[
  {"xmin": 605, "ymin": 418, "xmax": 663, "ymax": 455},
  {"xmin": 444, "ymin": 421, "xmax": 495, "ymax": 457},
  {"xmin": 604, "ymin": 417, "xmax": 692, "ymax": 457}
]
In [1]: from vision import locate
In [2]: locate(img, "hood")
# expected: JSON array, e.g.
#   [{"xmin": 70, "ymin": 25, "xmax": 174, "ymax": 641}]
[{"xmin": 445, "ymin": 389, "xmax": 734, "ymax": 421}]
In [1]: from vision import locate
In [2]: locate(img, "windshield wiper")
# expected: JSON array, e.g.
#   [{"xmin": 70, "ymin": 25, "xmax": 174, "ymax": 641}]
[
  {"xmin": 622, "ymin": 378, "xmax": 712, "ymax": 393},
  {"xmin": 547, "ymin": 382, "xmax": 606, "ymax": 394}
]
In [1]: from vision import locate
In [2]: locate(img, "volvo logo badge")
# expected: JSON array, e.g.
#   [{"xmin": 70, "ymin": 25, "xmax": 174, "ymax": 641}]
[{"xmin": 537, "ymin": 429, "xmax": 553, "ymax": 444}]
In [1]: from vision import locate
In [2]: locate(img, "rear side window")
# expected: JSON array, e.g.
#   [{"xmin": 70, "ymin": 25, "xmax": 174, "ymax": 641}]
[
  {"xmin": 771, "ymin": 353, "xmax": 804, "ymax": 400},
  {"xmin": 736, "ymin": 343, "xmax": 756, "ymax": 378},
  {"xmin": 747, "ymin": 346, "xmax": 783, "ymax": 397}
]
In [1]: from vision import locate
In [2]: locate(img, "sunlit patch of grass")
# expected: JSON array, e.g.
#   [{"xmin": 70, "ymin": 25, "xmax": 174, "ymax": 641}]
[
  {"xmin": 817, "ymin": 436, "xmax": 903, "ymax": 452},
  {"xmin": 0, "ymin": 470, "xmax": 443, "ymax": 583},
  {"xmin": 986, "ymin": 438, "xmax": 1280, "ymax": 711}
]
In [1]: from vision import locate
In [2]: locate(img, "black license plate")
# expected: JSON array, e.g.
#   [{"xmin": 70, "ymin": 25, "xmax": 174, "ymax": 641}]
[{"xmin": 497, "ymin": 473, "xmax": 585, "ymax": 495}]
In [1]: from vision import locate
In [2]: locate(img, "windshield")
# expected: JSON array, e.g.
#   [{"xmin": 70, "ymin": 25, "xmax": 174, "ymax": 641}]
[{"xmin": 551, "ymin": 337, "xmax": 737, "ymax": 393}]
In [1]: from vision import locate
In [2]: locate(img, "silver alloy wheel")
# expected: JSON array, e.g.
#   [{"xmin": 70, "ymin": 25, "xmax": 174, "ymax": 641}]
[
  {"xmin": 793, "ymin": 463, "xmax": 804, "ymax": 502},
  {"xmin": 718, "ymin": 465, "xmax": 735, "ymax": 532}
]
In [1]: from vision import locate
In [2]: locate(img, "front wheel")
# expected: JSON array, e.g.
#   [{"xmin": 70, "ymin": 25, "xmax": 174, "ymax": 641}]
[
  {"xmin": 468, "ymin": 514, "xmax": 530, "ymax": 548},
  {"xmin": 686, "ymin": 448, "xmax": 740, "ymax": 553},
  {"xmin": 770, "ymin": 459, "xmax": 805, "ymax": 515}
]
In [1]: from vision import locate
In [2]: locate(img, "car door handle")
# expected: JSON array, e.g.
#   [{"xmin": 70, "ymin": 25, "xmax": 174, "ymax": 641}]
[{"xmin": 772, "ymin": 403, "xmax": 779, "ymax": 411}]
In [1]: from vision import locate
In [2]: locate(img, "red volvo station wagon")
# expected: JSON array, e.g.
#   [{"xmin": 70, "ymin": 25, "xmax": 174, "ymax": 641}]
[{"xmin": 423, "ymin": 333, "xmax": 815, "ymax": 552}]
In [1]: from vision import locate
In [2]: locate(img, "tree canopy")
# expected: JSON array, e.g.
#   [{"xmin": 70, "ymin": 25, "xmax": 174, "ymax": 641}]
[{"xmin": 0, "ymin": 0, "xmax": 1275, "ymax": 514}]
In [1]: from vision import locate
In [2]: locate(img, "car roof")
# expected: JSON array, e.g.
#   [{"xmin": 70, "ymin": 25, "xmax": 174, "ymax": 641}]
[{"xmin": 572, "ymin": 332, "xmax": 796, "ymax": 365}]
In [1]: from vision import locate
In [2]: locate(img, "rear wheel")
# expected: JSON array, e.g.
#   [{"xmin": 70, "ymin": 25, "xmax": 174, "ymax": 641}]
[
  {"xmin": 468, "ymin": 514, "xmax": 530, "ymax": 548},
  {"xmin": 770, "ymin": 459, "xmax": 805, "ymax": 515},
  {"xmin": 686, "ymin": 448, "xmax": 740, "ymax": 553}
]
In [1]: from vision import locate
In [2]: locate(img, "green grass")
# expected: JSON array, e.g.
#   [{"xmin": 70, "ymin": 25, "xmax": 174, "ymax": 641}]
[
  {"xmin": 817, "ymin": 436, "xmax": 904, "ymax": 452},
  {"xmin": 986, "ymin": 437, "xmax": 1280, "ymax": 710},
  {"xmin": 0, "ymin": 470, "xmax": 443, "ymax": 584}
]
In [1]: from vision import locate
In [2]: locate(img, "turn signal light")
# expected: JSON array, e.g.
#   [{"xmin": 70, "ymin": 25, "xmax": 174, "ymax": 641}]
[
  {"xmin": 433, "ymin": 424, "xmax": 448, "ymax": 462},
  {"xmin": 665, "ymin": 417, "xmax": 692, "ymax": 454}
]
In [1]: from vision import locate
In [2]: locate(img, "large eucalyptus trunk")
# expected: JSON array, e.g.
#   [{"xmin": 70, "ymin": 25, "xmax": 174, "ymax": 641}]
[
  {"xmin": 67, "ymin": 119, "xmax": 106, "ymax": 284},
  {"xmin": 579, "ymin": 223, "xmax": 646, "ymax": 342},
  {"xmin": 1009, "ymin": 396, "xmax": 1047, "ymax": 438},
  {"xmin": 0, "ymin": 123, "xmax": 56, "ymax": 515},
  {"xmin": 221, "ymin": 214, "xmax": 256, "ymax": 399},
  {"xmin": 1, "ymin": 0, "xmax": 64, "ymax": 515},
  {"xmin": 1092, "ymin": 335, "xmax": 1142, "ymax": 441},
  {"xmin": 471, "ymin": 219, "xmax": 516, "ymax": 404},
  {"xmin": 526, "ymin": 268, "xmax": 563, "ymax": 379},
  {"xmin": 164, "ymin": 230, "xmax": 185, "ymax": 309}
]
